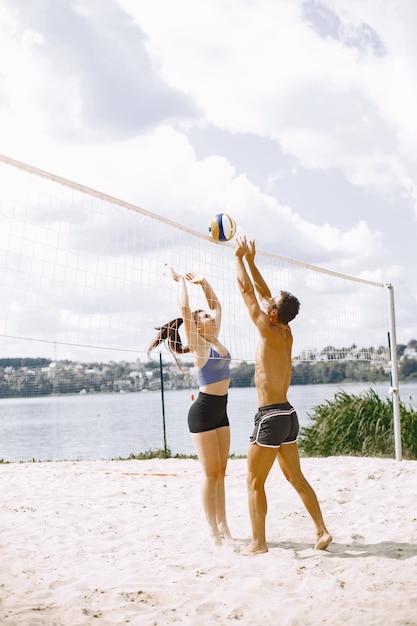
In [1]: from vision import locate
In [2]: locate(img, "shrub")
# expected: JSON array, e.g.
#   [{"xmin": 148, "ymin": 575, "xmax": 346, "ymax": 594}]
[
  {"xmin": 299, "ymin": 389, "xmax": 417, "ymax": 459},
  {"xmin": 124, "ymin": 448, "xmax": 172, "ymax": 460}
]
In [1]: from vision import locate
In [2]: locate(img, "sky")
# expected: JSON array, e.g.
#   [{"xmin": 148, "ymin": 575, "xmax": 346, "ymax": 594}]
[{"xmin": 0, "ymin": 0, "xmax": 416, "ymax": 362}]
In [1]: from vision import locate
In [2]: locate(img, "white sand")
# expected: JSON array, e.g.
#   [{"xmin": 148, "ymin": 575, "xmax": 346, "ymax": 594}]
[{"xmin": 1, "ymin": 456, "xmax": 416, "ymax": 625}]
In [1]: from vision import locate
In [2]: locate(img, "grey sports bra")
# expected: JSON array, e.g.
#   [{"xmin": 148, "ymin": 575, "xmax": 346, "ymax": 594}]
[{"xmin": 197, "ymin": 347, "xmax": 231, "ymax": 386}]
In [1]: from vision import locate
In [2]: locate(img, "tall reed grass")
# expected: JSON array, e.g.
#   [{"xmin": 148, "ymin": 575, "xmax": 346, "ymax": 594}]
[{"xmin": 299, "ymin": 389, "xmax": 417, "ymax": 459}]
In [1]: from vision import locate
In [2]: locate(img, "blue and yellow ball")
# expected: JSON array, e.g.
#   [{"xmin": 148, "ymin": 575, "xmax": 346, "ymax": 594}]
[{"xmin": 208, "ymin": 213, "xmax": 236, "ymax": 242}]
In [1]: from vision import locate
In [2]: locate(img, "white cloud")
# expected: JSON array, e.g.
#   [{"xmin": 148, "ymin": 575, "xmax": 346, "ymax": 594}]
[
  {"xmin": 0, "ymin": 0, "xmax": 416, "ymax": 357},
  {"xmin": 114, "ymin": 0, "xmax": 417, "ymax": 215}
]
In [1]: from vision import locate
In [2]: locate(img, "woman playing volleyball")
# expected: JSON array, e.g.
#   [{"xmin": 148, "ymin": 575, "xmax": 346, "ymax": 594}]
[{"xmin": 148, "ymin": 268, "xmax": 232, "ymax": 546}]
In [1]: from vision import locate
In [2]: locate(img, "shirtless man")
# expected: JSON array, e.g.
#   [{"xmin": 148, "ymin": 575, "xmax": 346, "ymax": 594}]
[{"xmin": 235, "ymin": 236, "xmax": 332, "ymax": 554}]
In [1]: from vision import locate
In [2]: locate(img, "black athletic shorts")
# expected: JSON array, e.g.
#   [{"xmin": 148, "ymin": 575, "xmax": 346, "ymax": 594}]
[
  {"xmin": 249, "ymin": 402, "xmax": 299, "ymax": 448},
  {"xmin": 188, "ymin": 392, "xmax": 230, "ymax": 434}
]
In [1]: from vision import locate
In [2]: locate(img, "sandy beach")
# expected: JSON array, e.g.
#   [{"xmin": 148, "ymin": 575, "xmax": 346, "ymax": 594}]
[{"xmin": 1, "ymin": 456, "xmax": 416, "ymax": 625}]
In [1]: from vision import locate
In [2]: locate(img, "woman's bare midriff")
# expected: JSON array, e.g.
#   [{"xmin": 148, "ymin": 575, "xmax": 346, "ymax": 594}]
[{"xmin": 199, "ymin": 379, "xmax": 230, "ymax": 396}]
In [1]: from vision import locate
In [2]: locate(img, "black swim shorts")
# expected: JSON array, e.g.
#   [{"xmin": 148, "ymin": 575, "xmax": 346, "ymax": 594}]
[
  {"xmin": 249, "ymin": 402, "xmax": 299, "ymax": 448},
  {"xmin": 188, "ymin": 392, "xmax": 230, "ymax": 434}
]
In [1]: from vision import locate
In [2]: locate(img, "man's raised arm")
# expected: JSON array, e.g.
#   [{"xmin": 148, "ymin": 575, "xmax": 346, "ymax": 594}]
[
  {"xmin": 235, "ymin": 236, "xmax": 263, "ymax": 323},
  {"xmin": 244, "ymin": 239, "xmax": 271, "ymax": 309}
]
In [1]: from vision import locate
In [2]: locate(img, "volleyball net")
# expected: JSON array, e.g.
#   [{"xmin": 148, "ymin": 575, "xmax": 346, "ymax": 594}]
[{"xmin": 0, "ymin": 153, "xmax": 396, "ymax": 461}]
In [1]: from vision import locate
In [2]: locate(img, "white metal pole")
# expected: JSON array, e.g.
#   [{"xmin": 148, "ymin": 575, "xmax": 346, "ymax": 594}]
[{"xmin": 387, "ymin": 284, "xmax": 402, "ymax": 461}]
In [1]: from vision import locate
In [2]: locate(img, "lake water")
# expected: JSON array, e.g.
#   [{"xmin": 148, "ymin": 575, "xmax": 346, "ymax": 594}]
[{"xmin": 1, "ymin": 381, "xmax": 416, "ymax": 462}]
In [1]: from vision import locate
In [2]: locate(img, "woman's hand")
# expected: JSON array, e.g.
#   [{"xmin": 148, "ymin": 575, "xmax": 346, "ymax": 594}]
[
  {"xmin": 168, "ymin": 266, "xmax": 183, "ymax": 283},
  {"xmin": 185, "ymin": 272, "xmax": 205, "ymax": 285}
]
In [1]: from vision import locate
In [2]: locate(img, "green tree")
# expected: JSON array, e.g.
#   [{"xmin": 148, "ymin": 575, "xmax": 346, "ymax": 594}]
[
  {"xmin": 399, "ymin": 356, "xmax": 417, "ymax": 380},
  {"xmin": 230, "ymin": 362, "xmax": 255, "ymax": 387}
]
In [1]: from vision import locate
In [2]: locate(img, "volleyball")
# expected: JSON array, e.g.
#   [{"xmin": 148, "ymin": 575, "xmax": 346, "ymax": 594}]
[{"xmin": 208, "ymin": 213, "xmax": 236, "ymax": 242}]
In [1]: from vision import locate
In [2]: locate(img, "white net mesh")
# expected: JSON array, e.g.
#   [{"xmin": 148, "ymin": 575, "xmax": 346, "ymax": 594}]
[{"xmin": 0, "ymin": 154, "xmax": 393, "ymax": 460}]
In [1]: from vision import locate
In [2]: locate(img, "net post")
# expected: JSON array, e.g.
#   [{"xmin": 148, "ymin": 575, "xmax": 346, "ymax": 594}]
[
  {"xmin": 387, "ymin": 284, "xmax": 402, "ymax": 461},
  {"xmin": 159, "ymin": 353, "xmax": 168, "ymax": 458}
]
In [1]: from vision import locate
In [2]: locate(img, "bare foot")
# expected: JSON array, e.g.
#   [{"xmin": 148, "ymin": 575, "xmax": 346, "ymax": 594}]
[
  {"xmin": 208, "ymin": 528, "xmax": 223, "ymax": 547},
  {"xmin": 314, "ymin": 531, "xmax": 332, "ymax": 550},
  {"xmin": 218, "ymin": 523, "xmax": 233, "ymax": 543},
  {"xmin": 241, "ymin": 541, "xmax": 268, "ymax": 555}
]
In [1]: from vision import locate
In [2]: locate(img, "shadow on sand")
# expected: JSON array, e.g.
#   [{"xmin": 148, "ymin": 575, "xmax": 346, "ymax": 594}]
[{"xmin": 267, "ymin": 539, "xmax": 417, "ymax": 560}]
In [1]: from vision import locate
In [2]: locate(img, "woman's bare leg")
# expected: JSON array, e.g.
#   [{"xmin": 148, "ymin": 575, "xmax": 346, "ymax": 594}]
[
  {"xmin": 191, "ymin": 429, "xmax": 228, "ymax": 545},
  {"xmin": 215, "ymin": 426, "xmax": 232, "ymax": 539}
]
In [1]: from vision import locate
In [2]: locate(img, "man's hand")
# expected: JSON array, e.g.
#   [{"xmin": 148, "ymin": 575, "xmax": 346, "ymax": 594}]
[
  {"xmin": 245, "ymin": 239, "xmax": 256, "ymax": 264},
  {"xmin": 235, "ymin": 235, "xmax": 250, "ymax": 259}
]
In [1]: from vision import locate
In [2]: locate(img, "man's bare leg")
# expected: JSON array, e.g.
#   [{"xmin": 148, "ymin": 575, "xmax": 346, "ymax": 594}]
[
  {"xmin": 244, "ymin": 443, "xmax": 277, "ymax": 554},
  {"xmin": 277, "ymin": 442, "xmax": 332, "ymax": 550}
]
